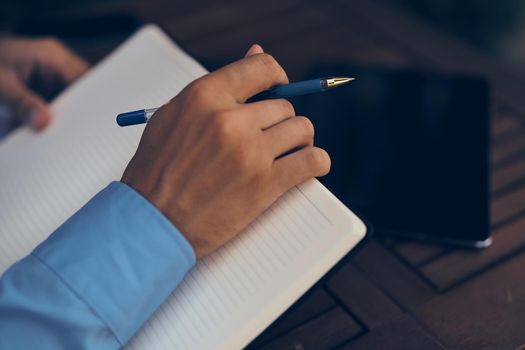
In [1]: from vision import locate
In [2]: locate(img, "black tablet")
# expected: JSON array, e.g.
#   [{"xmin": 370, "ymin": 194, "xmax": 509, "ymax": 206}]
[{"xmin": 293, "ymin": 66, "xmax": 491, "ymax": 248}]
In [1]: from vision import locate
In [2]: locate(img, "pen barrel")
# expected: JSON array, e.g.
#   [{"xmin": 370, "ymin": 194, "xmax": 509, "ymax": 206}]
[
  {"xmin": 116, "ymin": 110, "xmax": 147, "ymax": 126},
  {"xmin": 247, "ymin": 79, "xmax": 324, "ymax": 103},
  {"xmin": 116, "ymin": 108, "xmax": 158, "ymax": 127}
]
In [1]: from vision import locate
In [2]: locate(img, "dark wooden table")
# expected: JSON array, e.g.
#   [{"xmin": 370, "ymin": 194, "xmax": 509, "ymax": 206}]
[{"xmin": 18, "ymin": 0, "xmax": 525, "ymax": 348}]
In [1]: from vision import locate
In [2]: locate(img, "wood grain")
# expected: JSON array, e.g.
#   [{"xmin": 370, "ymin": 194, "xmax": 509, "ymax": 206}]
[
  {"xmin": 420, "ymin": 216, "xmax": 525, "ymax": 289},
  {"xmin": 340, "ymin": 315, "xmax": 445, "ymax": 350},
  {"xmin": 415, "ymin": 251, "xmax": 525, "ymax": 350},
  {"xmin": 390, "ymin": 241, "xmax": 449, "ymax": 267},
  {"xmin": 326, "ymin": 262, "xmax": 403, "ymax": 329},
  {"xmin": 352, "ymin": 242, "xmax": 437, "ymax": 305},
  {"xmin": 254, "ymin": 307, "xmax": 363, "ymax": 350},
  {"xmin": 247, "ymin": 288, "xmax": 337, "ymax": 347}
]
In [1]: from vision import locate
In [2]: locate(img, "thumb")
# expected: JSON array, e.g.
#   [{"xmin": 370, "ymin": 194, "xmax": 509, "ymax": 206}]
[
  {"xmin": 244, "ymin": 44, "xmax": 264, "ymax": 57},
  {"xmin": 0, "ymin": 70, "xmax": 51, "ymax": 131}
]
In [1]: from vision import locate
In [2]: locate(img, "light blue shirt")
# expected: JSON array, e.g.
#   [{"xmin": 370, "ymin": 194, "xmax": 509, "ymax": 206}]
[{"xmin": 0, "ymin": 181, "xmax": 196, "ymax": 349}]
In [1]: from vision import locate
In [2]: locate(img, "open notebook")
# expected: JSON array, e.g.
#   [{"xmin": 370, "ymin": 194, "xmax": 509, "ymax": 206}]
[{"xmin": 0, "ymin": 25, "xmax": 366, "ymax": 349}]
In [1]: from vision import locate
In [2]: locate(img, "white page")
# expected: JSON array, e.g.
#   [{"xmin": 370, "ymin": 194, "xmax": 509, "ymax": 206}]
[
  {"xmin": 0, "ymin": 25, "xmax": 366, "ymax": 349},
  {"xmin": 0, "ymin": 25, "xmax": 207, "ymax": 270}
]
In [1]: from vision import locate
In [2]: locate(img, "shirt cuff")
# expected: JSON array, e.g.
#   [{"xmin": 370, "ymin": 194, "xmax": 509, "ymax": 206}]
[{"xmin": 32, "ymin": 181, "xmax": 196, "ymax": 345}]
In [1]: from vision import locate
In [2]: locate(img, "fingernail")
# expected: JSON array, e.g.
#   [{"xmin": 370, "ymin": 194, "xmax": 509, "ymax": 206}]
[
  {"xmin": 245, "ymin": 44, "xmax": 263, "ymax": 57},
  {"xmin": 245, "ymin": 45, "xmax": 256, "ymax": 57}
]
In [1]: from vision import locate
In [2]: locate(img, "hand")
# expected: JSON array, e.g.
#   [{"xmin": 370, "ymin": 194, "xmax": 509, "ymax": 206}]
[
  {"xmin": 122, "ymin": 45, "xmax": 330, "ymax": 259},
  {"xmin": 0, "ymin": 36, "xmax": 89, "ymax": 131}
]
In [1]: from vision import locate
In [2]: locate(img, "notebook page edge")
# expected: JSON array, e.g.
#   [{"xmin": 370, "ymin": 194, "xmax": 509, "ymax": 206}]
[
  {"xmin": 224, "ymin": 179, "xmax": 367, "ymax": 349},
  {"xmin": 143, "ymin": 24, "xmax": 209, "ymax": 76},
  {"xmin": 298, "ymin": 179, "xmax": 367, "ymax": 240}
]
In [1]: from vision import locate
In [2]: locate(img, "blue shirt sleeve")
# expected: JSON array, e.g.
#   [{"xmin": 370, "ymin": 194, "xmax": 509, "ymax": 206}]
[{"xmin": 0, "ymin": 181, "xmax": 196, "ymax": 349}]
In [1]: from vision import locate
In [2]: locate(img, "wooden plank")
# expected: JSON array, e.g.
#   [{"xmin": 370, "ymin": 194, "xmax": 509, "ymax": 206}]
[
  {"xmin": 492, "ymin": 122, "xmax": 525, "ymax": 146},
  {"xmin": 340, "ymin": 315, "xmax": 445, "ymax": 350},
  {"xmin": 420, "ymin": 216, "xmax": 525, "ymax": 289},
  {"xmin": 492, "ymin": 132, "xmax": 525, "ymax": 166},
  {"xmin": 492, "ymin": 158, "xmax": 525, "ymax": 194},
  {"xmin": 40, "ymin": 0, "xmax": 236, "ymax": 28},
  {"xmin": 414, "ymin": 251, "xmax": 525, "ymax": 350},
  {"xmin": 185, "ymin": 5, "xmax": 333, "ymax": 64},
  {"xmin": 172, "ymin": 0, "xmax": 423, "ymax": 74},
  {"xmin": 266, "ymin": 0, "xmax": 412, "ymax": 66},
  {"xmin": 492, "ymin": 184, "xmax": 525, "ymax": 226},
  {"xmin": 390, "ymin": 241, "xmax": 449, "ymax": 267},
  {"xmin": 184, "ymin": 2, "xmax": 412, "ymax": 79},
  {"xmin": 326, "ymin": 260, "xmax": 403, "ymax": 329},
  {"xmin": 137, "ymin": 0, "xmax": 247, "ymax": 26},
  {"xmin": 253, "ymin": 307, "xmax": 363, "ymax": 350},
  {"xmin": 249, "ymin": 288, "xmax": 336, "ymax": 347},
  {"xmin": 114, "ymin": 0, "xmax": 247, "ymax": 29},
  {"xmin": 491, "ymin": 116, "xmax": 522, "ymax": 138},
  {"xmin": 325, "ymin": 0, "xmax": 525, "ymax": 116},
  {"xmin": 352, "ymin": 241, "xmax": 436, "ymax": 308},
  {"xmin": 164, "ymin": 0, "xmax": 306, "ymax": 43},
  {"xmin": 269, "ymin": 25, "xmax": 410, "ymax": 82},
  {"xmin": 492, "ymin": 123, "xmax": 525, "ymax": 148}
]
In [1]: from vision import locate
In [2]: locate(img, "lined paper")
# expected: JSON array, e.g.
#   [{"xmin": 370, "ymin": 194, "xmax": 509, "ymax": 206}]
[{"xmin": 0, "ymin": 25, "xmax": 366, "ymax": 349}]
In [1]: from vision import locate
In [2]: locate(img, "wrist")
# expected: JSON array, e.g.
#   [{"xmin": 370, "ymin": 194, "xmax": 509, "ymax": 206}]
[{"xmin": 118, "ymin": 180, "xmax": 198, "ymax": 260}]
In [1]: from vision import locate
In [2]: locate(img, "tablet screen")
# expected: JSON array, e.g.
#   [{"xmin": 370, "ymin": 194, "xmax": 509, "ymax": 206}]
[{"xmin": 293, "ymin": 66, "xmax": 490, "ymax": 246}]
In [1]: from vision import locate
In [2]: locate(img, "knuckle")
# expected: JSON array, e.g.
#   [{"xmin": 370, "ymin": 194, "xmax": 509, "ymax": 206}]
[
  {"xmin": 295, "ymin": 116, "xmax": 314, "ymax": 138},
  {"xmin": 249, "ymin": 166, "xmax": 271, "ymax": 191},
  {"xmin": 185, "ymin": 78, "xmax": 211, "ymax": 103},
  {"xmin": 257, "ymin": 54, "xmax": 287, "ymax": 82},
  {"xmin": 257, "ymin": 53, "xmax": 277, "ymax": 69},
  {"xmin": 280, "ymin": 99, "xmax": 295, "ymax": 116},
  {"xmin": 306, "ymin": 148, "xmax": 331, "ymax": 175},
  {"xmin": 232, "ymin": 148, "xmax": 252, "ymax": 171},
  {"xmin": 210, "ymin": 110, "xmax": 235, "ymax": 141},
  {"xmin": 41, "ymin": 36, "xmax": 61, "ymax": 48},
  {"xmin": 305, "ymin": 148, "xmax": 321, "ymax": 167}
]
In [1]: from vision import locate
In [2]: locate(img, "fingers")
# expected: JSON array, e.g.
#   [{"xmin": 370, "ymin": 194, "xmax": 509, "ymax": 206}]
[
  {"xmin": 264, "ymin": 116, "xmax": 314, "ymax": 156},
  {"xmin": 242, "ymin": 99, "xmax": 295, "ymax": 129},
  {"xmin": 209, "ymin": 53, "xmax": 288, "ymax": 103},
  {"xmin": 36, "ymin": 38, "xmax": 89, "ymax": 84},
  {"xmin": 0, "ymin": 68, "xmax": 51, "ymax": 130},
  {"xmin": 0, "ymin": 37, "xmax": 87, "ymax": 131},
  {"xmin": 245, "ymin": 44, "xmax": 264, "ymax": 57},
  {"xmin": 273, "ymin": 146, "xmax": 331, "ymax": 191}
]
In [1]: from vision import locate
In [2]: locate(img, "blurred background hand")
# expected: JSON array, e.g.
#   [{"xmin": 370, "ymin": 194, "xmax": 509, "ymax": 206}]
[{"xmin": 0, "ymin": 36, "xmax": 88, "ymax": 131}]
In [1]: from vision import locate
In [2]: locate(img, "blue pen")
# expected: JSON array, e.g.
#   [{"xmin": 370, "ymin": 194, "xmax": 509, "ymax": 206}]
[{"xmin": 116, "ymin": 77, "xmax": 354, "ymax": 127}]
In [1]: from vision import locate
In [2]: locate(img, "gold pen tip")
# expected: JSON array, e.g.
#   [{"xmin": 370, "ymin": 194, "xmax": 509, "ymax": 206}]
[{"xmin": 326, "ymin": 77, "xmax": 355, "ymax": 88}]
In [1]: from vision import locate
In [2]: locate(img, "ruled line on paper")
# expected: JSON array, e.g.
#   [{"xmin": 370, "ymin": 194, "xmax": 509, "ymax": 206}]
[
  {"xmin": 126, "ymin": 182, "xmax": 336, "ymax": 349},
  {"xmin": 295, "ymin": 186, "xmax": 333, "ymax": 224}
]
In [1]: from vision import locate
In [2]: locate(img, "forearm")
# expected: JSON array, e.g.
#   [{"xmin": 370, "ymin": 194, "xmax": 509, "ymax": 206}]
[{"xmin": 0, "ymin": 182, "xmax": 195, "ymax": 349}]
